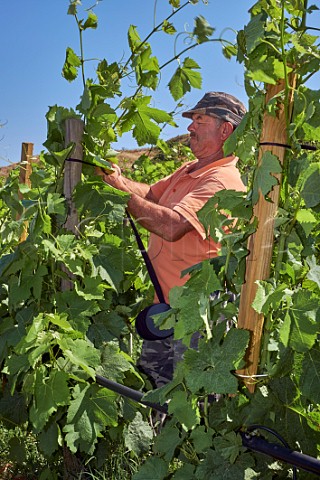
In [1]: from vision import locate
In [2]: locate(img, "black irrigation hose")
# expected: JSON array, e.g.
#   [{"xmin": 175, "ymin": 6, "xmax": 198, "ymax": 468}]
[
  {"xmin": 95, "ymin": 374, "xmax": 168, "ymax": 414},
  {"xmin": 259, "ymin": 141, "xmax": 319, "ymax": 151},
  {"xmin": 94, "ymin": 374, "xmax": 320, "ymax": 477},
  {"xmin": 242, "ymin": 425, "xmax": 320, "ymax": 477}
]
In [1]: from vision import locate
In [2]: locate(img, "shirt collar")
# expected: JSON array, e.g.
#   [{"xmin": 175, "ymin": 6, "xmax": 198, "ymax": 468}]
[{"xmin": 186, "ymin": 155, "xmax": 238, "ymax": 178}]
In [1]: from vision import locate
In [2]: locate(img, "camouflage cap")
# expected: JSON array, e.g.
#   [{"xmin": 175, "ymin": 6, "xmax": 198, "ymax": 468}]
[{"xmin": 182, "ymin": 91, "xmax": 246, "ymax": 127}]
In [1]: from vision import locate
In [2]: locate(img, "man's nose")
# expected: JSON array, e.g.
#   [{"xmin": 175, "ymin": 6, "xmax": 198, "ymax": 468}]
[{"xmin": 187, "ymin": 123, "xmax": 195, "ymax": 132}]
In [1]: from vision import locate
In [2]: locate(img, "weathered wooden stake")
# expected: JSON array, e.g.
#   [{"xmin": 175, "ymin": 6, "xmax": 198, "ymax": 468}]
[
  {"xmin": 18, "ymin": 142, "xmax": 34, "ymax": 242},
  {"xmin": 61, "ymin": 118, "xmax": 84, "ymax": 293},
  {"xmin": 63, "ymin": 118, "xmax": 84, "ymax": 234},
  {"xmin": 237, "ymin": 77, "xmax": 296, "ymax": 392}
]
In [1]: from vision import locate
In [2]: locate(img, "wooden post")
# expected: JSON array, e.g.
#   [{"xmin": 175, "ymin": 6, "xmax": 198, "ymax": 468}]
[
  {"xmin": 61, "ymin": 118, "xmax": 84, "ymax": 291},
  {"xmin": 237, "ymin": 77, "xmax": 296, "ymax": 392},
  {"xmin": 63, "ymin": 118, "xmax": 84, "ymax": 234},
  {"xmin": 18, "ymin": 142, "xmax": 34, "ymax": 242}
]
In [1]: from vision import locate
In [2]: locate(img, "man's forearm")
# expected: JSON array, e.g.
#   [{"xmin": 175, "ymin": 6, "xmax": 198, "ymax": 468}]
[
  {"xmin": 99, "ymin": 166, "xmax": 157, "ymax": 201},
  {"xmin": 119, "ymin": 176, "xmax": 153, "ymax": 199},
  {"xmin": 127, "ymin": 193, "xmax": 193, "ymax": 242},
  {"xmin": 99, "ymin": 165, "xmax": 192, "ymax": 240}
]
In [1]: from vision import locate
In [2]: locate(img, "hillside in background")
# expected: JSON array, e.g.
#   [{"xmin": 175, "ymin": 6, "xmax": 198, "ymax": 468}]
[{"xmin": 0, "ymin": 134, "xmax": 190, "ymax": 179}]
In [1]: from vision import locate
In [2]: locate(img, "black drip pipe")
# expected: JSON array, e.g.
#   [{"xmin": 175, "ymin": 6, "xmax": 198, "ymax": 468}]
[
  {"xmin": 95, "ymin": 374, "xmax": 320, "ymax": 477},
  {"xmin": 241, "ymin": 430, "xmax": 320, "ymax": 477},
  {"xmin": 95, "ymin": 374, "xmax": 168, "ymax": 414}
]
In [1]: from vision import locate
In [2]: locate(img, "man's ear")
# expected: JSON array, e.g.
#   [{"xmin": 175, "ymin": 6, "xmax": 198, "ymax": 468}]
[{"xmin": 221, "ymin": 121, "xmax": 234, "ymax": 140}]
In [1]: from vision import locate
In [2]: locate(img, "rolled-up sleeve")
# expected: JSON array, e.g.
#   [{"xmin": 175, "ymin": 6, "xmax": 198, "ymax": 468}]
[{"xmin": 173, "ymin": 177, "xmax": 225, "ymax": 239}]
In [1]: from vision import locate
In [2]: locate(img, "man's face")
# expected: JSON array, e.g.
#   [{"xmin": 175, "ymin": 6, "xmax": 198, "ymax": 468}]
[{"xmin": 187, "ymin": 113, "xmax": 225, "ymax": 160}]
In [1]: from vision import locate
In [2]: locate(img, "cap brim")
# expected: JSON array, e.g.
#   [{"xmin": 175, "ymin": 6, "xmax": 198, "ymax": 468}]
[{"xmin": 182, "ymin": 108, "xmax": 217, "ymax": 119}]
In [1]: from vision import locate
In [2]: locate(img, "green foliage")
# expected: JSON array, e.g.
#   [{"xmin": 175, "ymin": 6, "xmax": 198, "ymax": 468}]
[
  {"xmin": 62, "ymin": 47, "xmax": 81, "ymax": 82},
  {"xmin": 139, "ymin": 1, "xmax": 320, "ymax": 479},
  {"xmin": 168, "ymin": 57, "xmax": 202, "ymax": 101},
  {"xmin": 0, "ymin": 0, "xmax": 219, "ymax": 475},
  {"xmin": 61, "ymin": 0, "xmax": 219, "ymax": 155},
  {"xmin": 1, "ymin": 0, "xmax": 320, "ymax": 478}
]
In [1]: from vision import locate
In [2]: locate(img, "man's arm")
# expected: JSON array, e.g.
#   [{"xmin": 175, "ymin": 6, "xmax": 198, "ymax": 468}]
[
  {"xmin": 97, "ymin": 164, "xmax": 194, "ymax": 241},
  {"xmin": 128, "ymin": 193, "xmax": 193, "ymax": 242},
  {"xmin": 97, "ymin": 165, "xmax": 157, "ymax": 202}
]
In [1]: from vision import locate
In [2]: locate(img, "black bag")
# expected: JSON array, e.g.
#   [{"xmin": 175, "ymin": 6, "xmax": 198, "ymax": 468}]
[
  {"xmin": 127, "ymin": 210, "xmax": 174, "ymax": 341},
  {"xmin": 135, "ymin": 303, "xmax": 173, "ymax": 340}
]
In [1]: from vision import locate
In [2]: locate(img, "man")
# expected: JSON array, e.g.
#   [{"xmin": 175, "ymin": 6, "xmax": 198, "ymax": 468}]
[{"xmin": 100, "ymin": 91, "xmax": 247, "ymax": 388}]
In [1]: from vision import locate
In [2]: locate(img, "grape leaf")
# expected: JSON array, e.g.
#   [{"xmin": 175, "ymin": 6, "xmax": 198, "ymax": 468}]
[
  {"xmin": 306, "ymin": 255, "xmax": 320, "ymax": 289},
  {"xmin": 172, "ymin": 463, "xmax": 196, "ymax": 479},
  {"xmin": 133, "ymin": 46, "xmax": 159, "ymax": 89},
  {"xmin": 169, "ymin": 261, "xmax": 222, "ymax": 340},
  {"xmin": 38, "ymin": 421, "xmax": 60, "ymax": 457},
  {"xmin": 132, "ymin": 457, "xmax": 168, "ymax": 480},
  {"xmin": 167, "ymin": 390, "xmax": 200, "ymax": 430},
  {"xmin": 195, "ymin": 449, "xmax": 254, "ymax": 479},
  {"xmin": 55, "ymin": 290, "xmax": 100, "ymax": 333},
  {"xmin": 62, "ymin": 47, "xmax": 81, "ymax": 82},
  {"xmin": 244, "ymin": 12, "xmax": 267, "ymax": 54},
  {"xmin": 270, "ymin": 377, "xmax": 297, "ymax": 406},
  {"xmin": 123, "ymin": 412, "xmax": 153, "ymax": 455},
  {"xmin": 296, "ymin": 208, "xmax": 317, "ymax": 236},
  {"xmin": 64, "ymin": 383, "xmax": 118, "ymax": 454},
  {"xmin": 58, "ymin": 337, "xmax": 100, "ymax": 378},
  {"xmin": 289, "ymin": 290, "xmax": 319, "ymax": 352},
  {"xmin": 252, "ymin": 280, "xmax": 288, "ymax": 315},
  {"xmin": 91, "ymin": 156, "xmax": 116, "ymax": 173},
  {"xmin": 74, "ymin": 180, "xmax": 128, "ymax": 220},
  {"xmin": 183, "ymin": 329, "xmax": 249, "ymax": 394},
  {"xmin": 300, "ymin": 348, "xmax": 320, "ymax": 404},
  {"xmin": 83, "ymin": 11, "xmax": 98, "ymax": 30},
  {"xmin": 98, "ymin": 342, "xmax": 133, "ymax": 382},
  {"xmin": 121, "ymin": 97, "xmax": 172, "ymax": 146},
  {"xmin": 75, "ymin": 276, "xmax": 105, "ymax": 300},
  {"xmin": 279, "ymin": 312, "xmax": 291, "ymax": 347},
  {"xmin": 169, "ymin": 0, "xmax": 180, "ymax": 7},
  {"xmin": 168, "ymin": 57, "xmax": 202, "ymax": 101},
  {"xmin": 8, "ymin": 437, "xmax": 26, "ymax": 464},
  {"xmin": 193, "ymin": 15, "xmax": 215, "ymax": 43},
  {"xmin": 252, "ymin": 152, "xmax": 282, "ymax": 204},
  {"xmin": 127, "ymin": 25, "xmax": 142, "ymax": 52},
  {"xmin": 89, "ymin": 308, "xmax": 129, "ymax": 345},
  {"xmin": 93, "ymin": 248, "xmax": 127, "ymax": 292},
  {"xmin": 29, "ymin": 367, "xmax": 70, "ymax": 432},
  {"xmin": 154, "ymin": 425, "xmax": 185, "ymax": 462},
  {"xmin": 8, "ymin": 275, "xmax": 32, "ymax": 308},
  {"xmin": 301, "ymin": 164, "xmax": 320, "ymax": 207},
  {"xmin": 197, "ymin": 198, "xmax": 230, "ymax": 241},
  {"xmin": 47, "ymin": 192, "xmax": 66, "ymax": 215},
  {"xmin": 280, "ymin": 404, "xmax": 320, "ymax": 458},
  {"xmin": 190, "ymin": 425, "xmax": 214, "ymax": 453},
  {"xmin": 0, "ymin": 388, "xmax": 28, "ymax": 427},
  {"xmin": 212, "ymin": 432, "xmax": 244, "ymax": 464},
  {"xmin": 162, "ymin": 20, "xmax": 176, "ymax": 35}
]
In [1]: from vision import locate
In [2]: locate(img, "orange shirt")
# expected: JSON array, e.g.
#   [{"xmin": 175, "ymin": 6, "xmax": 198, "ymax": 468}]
[{"xmin": 148, "ymin": 156, "xmax": 246, "ymax": 303}]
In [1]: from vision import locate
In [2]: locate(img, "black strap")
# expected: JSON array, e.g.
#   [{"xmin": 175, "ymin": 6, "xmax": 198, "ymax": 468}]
[
  {"xmin": 259, "ymin": 142, "xmax": 318, "ymax": 151},
  {"xmin": 126, "ymin": 209, "xmax": 166, "ymax": 304}
]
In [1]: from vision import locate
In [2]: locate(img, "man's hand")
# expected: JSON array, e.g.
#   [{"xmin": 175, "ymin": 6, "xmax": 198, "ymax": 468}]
[
  {"xmin": 96, "ymin": 162, "xmax": 154, "ymax": 200},
  {"xmin": 96, "ymin": 164, "xmax": 128, "ymax": 192}
]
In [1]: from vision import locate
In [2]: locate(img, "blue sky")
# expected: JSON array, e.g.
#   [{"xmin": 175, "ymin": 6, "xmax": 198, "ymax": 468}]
[{"xmin": 0, "ymin": 1, "xmax": 319, "ymax": 166}]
